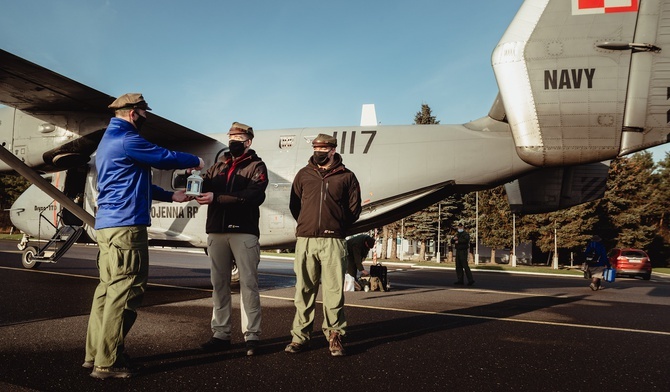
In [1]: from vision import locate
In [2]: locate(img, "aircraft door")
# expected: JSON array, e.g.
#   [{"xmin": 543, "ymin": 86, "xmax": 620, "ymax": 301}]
[
  {"xmin": 62, "ymin": 165, "xmax": 88, "ymax": 226},
  {"xmin": 83, "ymin": 162, "xmax": 98, "ymax": 242}
]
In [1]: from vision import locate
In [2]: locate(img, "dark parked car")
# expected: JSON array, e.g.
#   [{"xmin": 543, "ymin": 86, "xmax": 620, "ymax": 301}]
[{"xmin": 608, "ymin": 248, "xmax": 652, "ymax": 280}]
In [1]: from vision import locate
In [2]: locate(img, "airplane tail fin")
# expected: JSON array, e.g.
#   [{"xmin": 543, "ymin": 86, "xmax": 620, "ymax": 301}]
[
  {"xmin": 493, "ymin": 0, "xmax": 670, "ymax": 167},
  {"xmin": 360, "ymin": 104, "xmax": 377, "ymax": 126}
]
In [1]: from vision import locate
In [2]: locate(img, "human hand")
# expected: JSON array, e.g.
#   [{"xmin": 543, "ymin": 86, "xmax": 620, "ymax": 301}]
[
  {"xmin": 172, "ymin": 190, "xmax": 192, "ymax": 203},
  {"xmin": 196, "ymin": 157, "xmax": 205, "ymax": 170},
  {"xmin": 195, "ymin": 192, "xmax": 214, "ymax": 205},
  {"xmin": 360, "ymin": 269, "xmax": 369, "ymax": 277}
]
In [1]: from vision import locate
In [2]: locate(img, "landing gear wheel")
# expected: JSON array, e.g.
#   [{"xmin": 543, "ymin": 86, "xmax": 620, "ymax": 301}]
[{"xmin": 22, "ymin": 246, "xmax": 42, "ymax": 269}]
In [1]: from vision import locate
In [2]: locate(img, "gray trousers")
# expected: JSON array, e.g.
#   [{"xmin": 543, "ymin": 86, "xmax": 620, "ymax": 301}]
[{"xmin": 208, "ymin": 233, "xmax": 261, "ymax": 341}]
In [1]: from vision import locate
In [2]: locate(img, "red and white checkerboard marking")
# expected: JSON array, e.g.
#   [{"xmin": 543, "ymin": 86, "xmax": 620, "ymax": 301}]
[{"xmin": 572, "ymin": 0, "xmax": 638, "ymax": 15}]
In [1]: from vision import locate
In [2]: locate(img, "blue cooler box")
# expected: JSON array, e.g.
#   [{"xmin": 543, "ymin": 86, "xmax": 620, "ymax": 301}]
[{"xmin": 603, "ymin": 267, "xmax": 616, "ymax": 283}]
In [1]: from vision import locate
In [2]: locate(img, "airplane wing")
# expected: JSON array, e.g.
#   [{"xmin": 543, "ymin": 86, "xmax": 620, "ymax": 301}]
[
  {"xmin": 0, "ymin": 49, "xmax": 225, "ymax": 230},
  {"xmin": 0, "ymin": 49, "xmax": 218, "ymax": 150}
]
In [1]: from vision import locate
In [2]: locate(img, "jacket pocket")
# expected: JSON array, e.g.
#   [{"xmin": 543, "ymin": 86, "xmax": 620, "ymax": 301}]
[{"xmin": 244, "ymin": 237, "xmax": 260, "ymax": 251}]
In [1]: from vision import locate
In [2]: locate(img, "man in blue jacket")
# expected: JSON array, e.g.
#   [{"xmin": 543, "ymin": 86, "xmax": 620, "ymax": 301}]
[
  {"xmin": 84, "ymin": 93, "xmax": 203, "ymax": 379},
  {"xmin": 584, "ymin": 234, "xmax": 610, "ymax": 291}
]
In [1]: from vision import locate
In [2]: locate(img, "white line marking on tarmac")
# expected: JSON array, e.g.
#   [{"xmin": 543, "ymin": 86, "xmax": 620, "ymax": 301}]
[
  {"xmin": 0, "ymin": 265, "xmax": 98, "ymax": 280},
  {"xmin": 261, "ymin": 293, "xmax": 670, "ymax": 337},
  {"xmin": 5, "ymin": 266, "xmax": 668, "ymax": 337},
  {"xmin": 0, "ymin": 265, "xmax": 213, "ymax": 292}
]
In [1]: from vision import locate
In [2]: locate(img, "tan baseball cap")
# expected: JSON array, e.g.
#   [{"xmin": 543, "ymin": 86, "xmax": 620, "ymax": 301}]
[{"xmin": 108, "ymin": 93, "xmax": 151, "ymax": 111}]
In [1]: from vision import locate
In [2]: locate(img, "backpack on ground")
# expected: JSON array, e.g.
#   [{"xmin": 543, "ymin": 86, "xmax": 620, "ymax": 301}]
[{"xmin": 369, "ymin": 262, "xmax": 389, "ymax": 291}]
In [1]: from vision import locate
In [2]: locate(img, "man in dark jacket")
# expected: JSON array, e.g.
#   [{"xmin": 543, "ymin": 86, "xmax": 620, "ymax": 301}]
[
  {"xmin": 584, "ymin": 234, "xmax": 610, "ymax": 291},
  {"xmin": 195, "ymin": 122, "xmax": 268, "ymax": 356},
  {"xmin": 453, "ymin": 222, "xmax": 474, "ymax": 286},
  {"xmin": 85, "ymin": 93, "xmax": 203, "ymax": 379},
  {"xmin": 285, "ymin": 133, "xmax": 361, "ymax": 357},
  {"xmin": 346, "ymin": 234, "xmax": 374, "ymax": 278}
]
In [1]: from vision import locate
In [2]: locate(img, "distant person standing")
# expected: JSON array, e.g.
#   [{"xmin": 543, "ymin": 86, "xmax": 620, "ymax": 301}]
[
  {"xmin": 285, "ymin": 134, "xmax": 362, "ymax": 357},
  {"xmin": 195, "ymin": 122, "xmax": 268, "ymax": 356},
  {"xmin": 453, "ymin": 222, "xmax": 474, "ymax": 286},
  {"xmin": 345, "ymin": 234, "xmax": 374, "ymax": 278},
  {"xmin": 584, "ymin": 235, "xmax": 610, "ymax": 291},
  {"xmin": 85, "ymin": 93, "xmax": 204, "ymax": 379}
]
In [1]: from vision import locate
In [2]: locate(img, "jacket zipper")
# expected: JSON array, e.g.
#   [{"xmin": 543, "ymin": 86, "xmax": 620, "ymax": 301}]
[{"xmin": 311, "ymin": 165, "xmax": 344, "ymax": 236}]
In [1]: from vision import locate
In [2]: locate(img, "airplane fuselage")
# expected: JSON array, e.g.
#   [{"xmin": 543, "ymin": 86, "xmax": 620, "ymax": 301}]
[{"xmin": 10, "ymin": 118, "xmax": 534, "ymax": 249}]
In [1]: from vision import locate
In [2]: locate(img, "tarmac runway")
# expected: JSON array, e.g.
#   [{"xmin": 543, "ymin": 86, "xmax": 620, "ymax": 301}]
[{"xmin": 0, "ymin": 240, "xmax": 669, "ymax": 391}]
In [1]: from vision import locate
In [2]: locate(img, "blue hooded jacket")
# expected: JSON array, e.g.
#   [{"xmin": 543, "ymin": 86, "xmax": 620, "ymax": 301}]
[
  {"xmin": 95, "ymin": 117, "xmax": 200, "ymax": 230},
  {"xmin": 584, "ymin": 239, "xmax": 610, "ymax": 267}
]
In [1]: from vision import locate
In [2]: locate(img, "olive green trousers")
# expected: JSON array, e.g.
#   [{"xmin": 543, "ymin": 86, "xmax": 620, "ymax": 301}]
[
  {"xmin": 84, "ymin": 226, "xmax": 148, "ymax": 367},
  {"xmin": 290, "ymin": 237, "xmax": 347, "ymax": 343}
]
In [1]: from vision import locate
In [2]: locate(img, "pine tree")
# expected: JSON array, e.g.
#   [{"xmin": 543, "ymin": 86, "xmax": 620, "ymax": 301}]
[
  {"xmin": 602, "ymin": 152, "xmax": 657, "ymax": 248},
  {"xmin": 651, "ymin": 151, "xmax": 670, "ymax": 238},
  {"xmin": 520, "ymin": 202, "xmax": 599, "ymax": 264},
  {"xmin": 648, "ymin": 151, "xmax": 670, "ymax": 264},
  {"xmin": 413, "ymin": 103, "xmax": 440, "ymax": 125},
  {"xmin": 393, "ymin": 103, "xmax": 443, "ymax": 260},
  {"xmin": 0, "ymin": 174, "xmax": 31, "ymax": 230},
  {"xmin": 386, "ymin": 220, "xmax": 401, "ymax": 259},
  {"xmin": 477, "ymin": 186, "xmax": 512, "ymax": 262}
]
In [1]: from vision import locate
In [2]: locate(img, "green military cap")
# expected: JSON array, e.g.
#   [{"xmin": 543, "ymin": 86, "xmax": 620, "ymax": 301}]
[
  {"xmin": 108, "ymin": 93, "xmax": 152, "ymax": 111},
  {"xmin": 312, "ymin": 133, "xmax": 337, "ymax": 147},
  {"xmin": 228, "ymin": 122, "xmax": 254, "ymax": 139}
]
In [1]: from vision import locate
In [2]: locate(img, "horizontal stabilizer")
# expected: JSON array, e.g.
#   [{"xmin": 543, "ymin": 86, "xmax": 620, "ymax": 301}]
[{"xmin": 505, "ymin": 161, "xmax": 609, "ymax": 214}]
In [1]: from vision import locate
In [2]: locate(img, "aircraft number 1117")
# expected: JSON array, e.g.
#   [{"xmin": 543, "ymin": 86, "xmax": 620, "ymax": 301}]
[{"xmin": 331, "ymin": 130, "xmax": 376, "ymax": 154}]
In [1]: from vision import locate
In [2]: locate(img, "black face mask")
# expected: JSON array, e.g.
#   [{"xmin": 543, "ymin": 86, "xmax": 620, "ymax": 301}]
[
  {"xmin": 133, "ymin": 114, "xmax": 146, "ymax": 131},
  {"xmin": 229, "ymin": 140, "xmax": 246, "ymax": 157},
  {"xmin": 313, "ymin": 151, "xmax": 330, "ymax": 166}
]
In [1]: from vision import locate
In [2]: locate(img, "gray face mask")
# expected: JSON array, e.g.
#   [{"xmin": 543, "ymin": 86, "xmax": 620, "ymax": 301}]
[{"xmin": 313, "ymin": 151, "xmax": 330, "ymax": 165}]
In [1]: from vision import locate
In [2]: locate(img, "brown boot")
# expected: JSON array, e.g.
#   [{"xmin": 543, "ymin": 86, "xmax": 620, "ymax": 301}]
[{"xmin": 328, "ymin": 331, "xmax": 346, "ymax": 357}]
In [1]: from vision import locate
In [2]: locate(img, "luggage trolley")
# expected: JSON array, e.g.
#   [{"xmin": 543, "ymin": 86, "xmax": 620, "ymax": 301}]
[{"xmin": 20, "ymin": 203, "xmax": 84, "ymax": 269}]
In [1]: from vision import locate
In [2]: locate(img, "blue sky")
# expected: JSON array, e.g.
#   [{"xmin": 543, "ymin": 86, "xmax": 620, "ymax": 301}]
[{"xmin": 1, "ymin": 0, "xmax": 669, "ymax": 160}]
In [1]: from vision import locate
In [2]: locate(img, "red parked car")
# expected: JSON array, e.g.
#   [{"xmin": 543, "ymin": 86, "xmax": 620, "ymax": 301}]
[{"xmin": 608, "ymin": 248, "xmax": 652, "ymax": 280}]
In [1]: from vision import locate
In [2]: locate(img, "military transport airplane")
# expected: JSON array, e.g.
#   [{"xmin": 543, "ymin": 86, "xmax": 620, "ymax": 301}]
[{"xmin": 1, "ymin": 0, "xmax": 668, "ymax": 268}]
